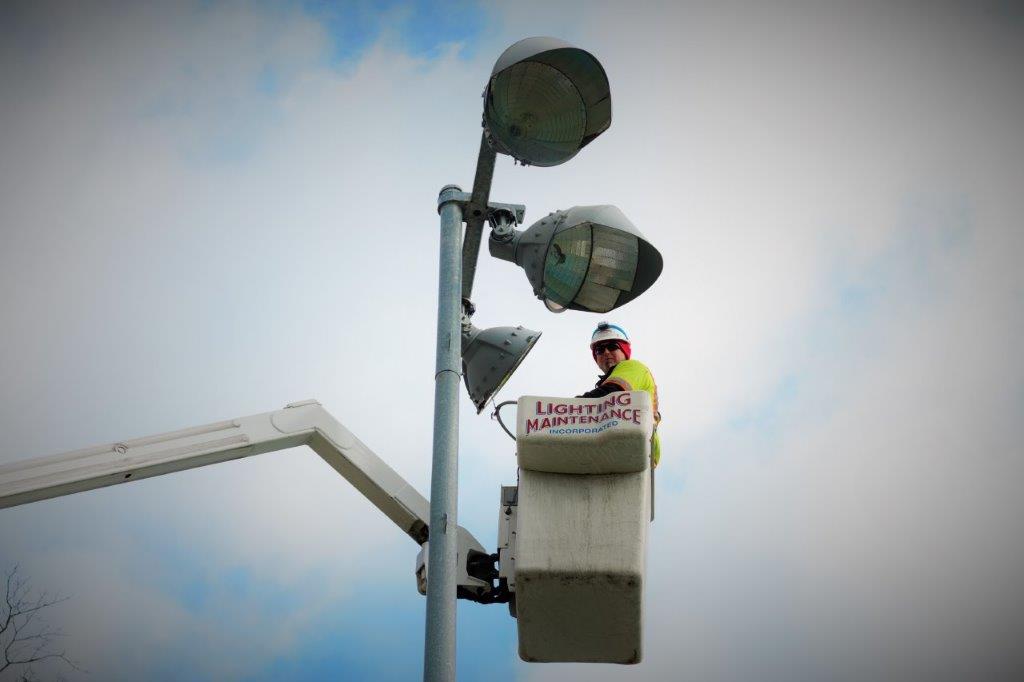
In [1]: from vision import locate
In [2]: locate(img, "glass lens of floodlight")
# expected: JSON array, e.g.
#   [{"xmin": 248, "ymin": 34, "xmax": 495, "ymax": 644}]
[
  {"xmin": 544, "ymin": 298, "xmax": 567, "ymax": 313},
  {"xmin": 543, "ymin": 223, "xmax": 592, "ymax": 307},
  {"xmin": 487, "ymin": 61, "xmax": 587, "ymax": 167},
  {"xmin": 573, "ymin": 225, "xmax": 639, "ymax": 312}
]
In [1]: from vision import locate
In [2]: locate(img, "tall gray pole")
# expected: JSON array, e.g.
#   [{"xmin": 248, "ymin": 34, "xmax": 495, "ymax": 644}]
[{"xmin": 424, "ymin": 184, "xmax": 464, "ymax": 682}]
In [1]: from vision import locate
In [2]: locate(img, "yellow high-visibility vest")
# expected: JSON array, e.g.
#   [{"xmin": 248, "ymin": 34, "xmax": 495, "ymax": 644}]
[{"xmin": 604, "ymin": 359, "xmax": 661, "ymax": 466}]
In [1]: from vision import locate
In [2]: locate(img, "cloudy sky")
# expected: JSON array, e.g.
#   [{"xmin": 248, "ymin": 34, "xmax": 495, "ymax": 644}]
[{"xmin": 1, "ymin": 1, "xmax": 1022, "ymax": 680}]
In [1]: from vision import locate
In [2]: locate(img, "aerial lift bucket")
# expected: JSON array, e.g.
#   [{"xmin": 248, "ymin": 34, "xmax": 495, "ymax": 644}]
[{"xmin": 505, "ymin": 391, "xmax": 653, "ymax": 664}]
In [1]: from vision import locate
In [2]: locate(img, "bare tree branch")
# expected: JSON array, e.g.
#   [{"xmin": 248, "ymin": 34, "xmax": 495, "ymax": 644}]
[{"xmin": 0, "ymin": 566, "xmax": 82, "ymax": 681}]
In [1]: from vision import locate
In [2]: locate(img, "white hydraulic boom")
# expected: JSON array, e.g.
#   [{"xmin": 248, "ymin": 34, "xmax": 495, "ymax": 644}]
[{"xmin": 0, "ymin": 399, "xmax": 494, "ymax": 600}]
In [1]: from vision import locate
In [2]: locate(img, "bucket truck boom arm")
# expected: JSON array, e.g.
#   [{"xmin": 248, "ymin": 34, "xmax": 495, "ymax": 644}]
[{"xmin": 0, "ymin": 399, "xmax": 491, "ymax": 599}]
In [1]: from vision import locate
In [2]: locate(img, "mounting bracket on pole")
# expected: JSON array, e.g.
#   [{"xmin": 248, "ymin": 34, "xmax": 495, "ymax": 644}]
[
  {"xmin": 449, "ymin": 177, "xmax": 526, "ymax": 304},
  {"xmin": 441, "ymin": 189, "xmax": 525, "ymax": 228}
]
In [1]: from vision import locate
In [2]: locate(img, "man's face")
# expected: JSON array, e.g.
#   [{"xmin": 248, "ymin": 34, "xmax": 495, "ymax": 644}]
[{"xmin": 592, "ymin": 341, "xmax": 626, "ymax": 373}]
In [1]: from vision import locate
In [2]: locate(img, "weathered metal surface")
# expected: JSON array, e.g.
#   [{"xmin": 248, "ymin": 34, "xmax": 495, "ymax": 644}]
[{"xmin": 424, "ymin": 185, "xmax": 465, "ymax": 682}]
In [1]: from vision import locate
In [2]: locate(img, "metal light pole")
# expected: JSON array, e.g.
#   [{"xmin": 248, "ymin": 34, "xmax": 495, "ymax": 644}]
[
  {"xmin": 424, "ymin": 128, "xmax": 501, "ymax": 680},
  {"xmin": 423, "ymin": 185, "xmax": 466, "ymax": 681},
  {"xmin": 423, "ymin": 142, "xmax": 499, "ymax": 681}
]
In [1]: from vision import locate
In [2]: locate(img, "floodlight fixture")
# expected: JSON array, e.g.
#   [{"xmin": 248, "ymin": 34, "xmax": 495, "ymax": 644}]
[
  {"xmin": 483, "ymin": 37, "xmax": 612, "ymax": 167},
  {"xmin": 489, "ymin": 205, "xmax": 663, "ymax": 314},
  {"xmin": 462, "ymin": 323, "xmax": 541, "ymax": 412}
]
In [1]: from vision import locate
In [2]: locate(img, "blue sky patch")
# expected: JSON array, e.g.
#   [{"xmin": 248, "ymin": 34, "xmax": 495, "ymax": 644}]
[
  {"xmin": 304, "ymin": 0, "xmax": 489, "ymax": 65},
  {"xmin": 726, "ymin": 374, "xmax": 800, "ymax": 437},
  {"xmin": 242, "ymin": 579, "xmax": 518, "ymax": 680}
]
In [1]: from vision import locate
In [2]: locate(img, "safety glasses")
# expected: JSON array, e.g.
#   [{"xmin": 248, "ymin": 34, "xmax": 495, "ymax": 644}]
[{"xmin": 592, "ymin": 342, "xmax": 621, "ymax": 356}]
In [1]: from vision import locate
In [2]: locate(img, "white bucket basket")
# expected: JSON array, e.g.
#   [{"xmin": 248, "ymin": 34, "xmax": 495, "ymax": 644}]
[{"xmin": 512, "ymin": 392, "xmax": 653, "ymax": 664}]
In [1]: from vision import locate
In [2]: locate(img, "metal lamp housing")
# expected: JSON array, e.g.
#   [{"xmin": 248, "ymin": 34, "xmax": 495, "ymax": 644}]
[
  {"xmin": 484, "ymin": 37, "xmax": 612, "ymax": 167},
  {"xmin": 490, "ymin": 205, "xmax": 663, "ymax": 313},
  {"xmin": 462, "ymin": 324, "xmax": 542, "ymax": 413}
]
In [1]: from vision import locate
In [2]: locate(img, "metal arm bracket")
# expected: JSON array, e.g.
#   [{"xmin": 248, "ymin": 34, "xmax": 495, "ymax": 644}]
[{"xmin": 439, "ymin": 189, "xmax": 525, "ymax": 227}]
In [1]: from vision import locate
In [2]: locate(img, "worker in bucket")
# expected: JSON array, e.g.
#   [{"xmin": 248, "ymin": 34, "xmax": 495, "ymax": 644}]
[{"xmin": 578, "ymin": 322, "xmax": 661, "ymax": 466}]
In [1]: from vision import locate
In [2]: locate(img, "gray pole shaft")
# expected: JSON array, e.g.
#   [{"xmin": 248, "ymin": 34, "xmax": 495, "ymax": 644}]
[
  {"xmin": 424, "ymin": 185, "xmax": 464, "ymax": 682},
  {"xmin": 460, "ymin": 133, "xmax": 497, "ymax": 300}
]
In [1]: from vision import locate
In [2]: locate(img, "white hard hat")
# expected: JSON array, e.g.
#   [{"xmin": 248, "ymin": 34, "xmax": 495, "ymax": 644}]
[{"xmin": 590, "ymin": 321, "xmax": 629, "ymax": 347}]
